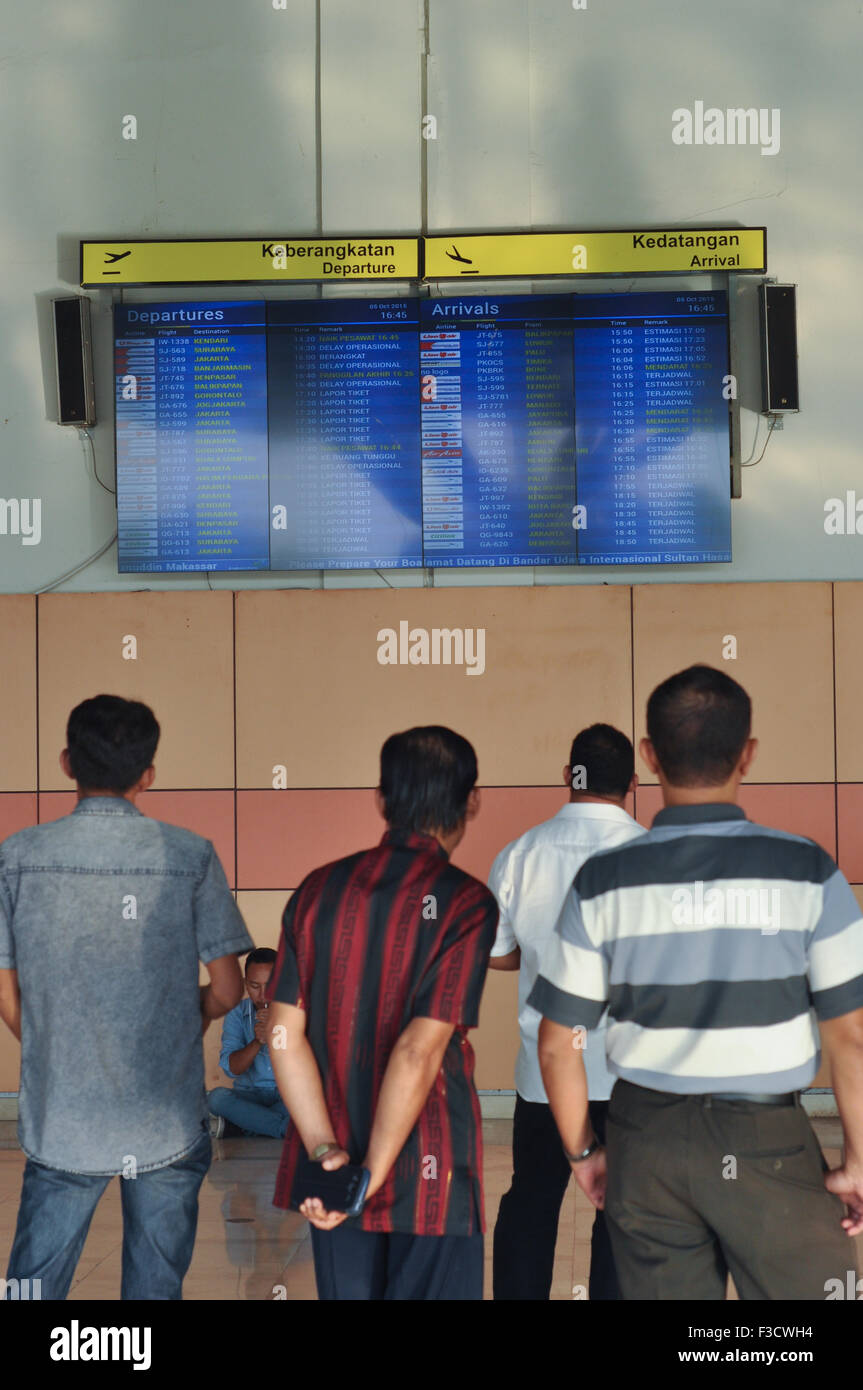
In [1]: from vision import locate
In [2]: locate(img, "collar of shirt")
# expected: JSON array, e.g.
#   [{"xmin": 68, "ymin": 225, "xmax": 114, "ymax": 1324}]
[
  {"xmin": 552, "ymin": 801, "xmax": 637, "ymax": 825},
  {"xmin": 380, "ymin": 827, "xmax": 448, "ymax": 859},
  {"xmin": 651, "ymin": 802, "xmax": 747, "ymax": 827},
  {"xmin": 72, "ymin": 796, "xmax": 142, "ymax": 817}
]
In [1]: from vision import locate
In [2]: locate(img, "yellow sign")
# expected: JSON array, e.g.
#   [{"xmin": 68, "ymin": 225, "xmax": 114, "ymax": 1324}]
[
  {"xmin": 80, "ymin": 238, "xmax": 419, "ymax": 286},
  {"xmin": 81, "ymin": 230, "xmax": 766, "ymax": 285},
  {"xmin": 423, "ymin": 229, "xmax": 766, "ymax": 279}
]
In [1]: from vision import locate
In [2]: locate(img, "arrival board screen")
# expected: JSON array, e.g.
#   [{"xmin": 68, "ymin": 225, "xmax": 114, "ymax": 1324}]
[{"xmin": 114, "ymin": 292, "xmax": 731, "ymax": 572}]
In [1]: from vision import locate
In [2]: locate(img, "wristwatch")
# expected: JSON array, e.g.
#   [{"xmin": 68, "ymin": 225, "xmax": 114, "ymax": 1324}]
[
  {"xmin": 563, "ymin": 1136, "xmax": 602, "ymax": 1164},
  {"xmin": 310, "ymin": 1142, "xmax": 341, "ymax": 1162}
]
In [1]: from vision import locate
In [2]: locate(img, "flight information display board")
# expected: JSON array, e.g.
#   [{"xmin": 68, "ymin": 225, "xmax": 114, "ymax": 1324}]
[
  {"xmin": 267, "ymin": 300, "xmax": 422, "ymax": 569},
  {"xmin": 115, "ymin": 302, "xmax": 269, "ymax": 571},
  {"xmin": 420, "ymin": 296, "xmax": 577, "ymax": 566},
  {"xmin": 114, "ymin": 292, "xmax": 732, "ymax": 572},
  {"xmin": 573, "ymin": 292, "xmax": 732, "ymax": 564}
]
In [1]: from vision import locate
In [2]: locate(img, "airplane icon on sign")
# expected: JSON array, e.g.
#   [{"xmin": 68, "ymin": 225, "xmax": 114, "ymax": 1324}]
[
  {"xmin": 444, "ymin": 244, "xmax": 478, "ymax": 274},
  {"xmin": 102, "ymin": 249, "xmax": 132, "ymax": 274}
]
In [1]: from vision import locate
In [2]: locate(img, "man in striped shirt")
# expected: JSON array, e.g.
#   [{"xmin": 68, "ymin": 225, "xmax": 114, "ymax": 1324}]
[
  {"xmin": 530, "ymin": 664, "xmax": 863, "ymax": 1299},
  {"xmin": 266, "ymin": 726, "xmax": 498, "ymax": 1301}
]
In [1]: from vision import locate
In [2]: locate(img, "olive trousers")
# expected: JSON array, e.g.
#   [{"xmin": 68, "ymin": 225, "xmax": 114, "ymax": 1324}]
[{"xmin": 605, "ymin": 1080, "xmax": 857, "ymax": 1300}]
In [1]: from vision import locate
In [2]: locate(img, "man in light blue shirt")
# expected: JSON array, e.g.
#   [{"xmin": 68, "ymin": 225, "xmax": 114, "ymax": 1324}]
[
  {"xmin": 0, "ymin": 695, "xmax": 253, "ymax": 1301},
  {"xmin": 208, "ymin": 948, "xmax": 290, "ymax": 1138}
]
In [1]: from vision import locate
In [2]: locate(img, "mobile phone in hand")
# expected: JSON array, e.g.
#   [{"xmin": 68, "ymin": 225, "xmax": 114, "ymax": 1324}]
[{"xmin": 289, "ymin": 1158, "xmax": 371, "ymax": 1218}]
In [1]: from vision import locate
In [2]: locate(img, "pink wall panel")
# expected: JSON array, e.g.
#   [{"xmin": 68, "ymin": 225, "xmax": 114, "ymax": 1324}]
[
  {"xmin": 451, "ymin": 788, "xmax": 568, "ymax": 883},
  {"xmin": 837, "ymin": 787, "xmax": 863, "ymax": 883},
  {"xmin": 0, "ymin": 793, "xmax": 37, "ymax": 841},
  {"xmin": 236, "ymin": 786, "xmax": 620, "ymax": 890},
  {"xmin": 37, "ymin": 790, "xmax": 236, "ymax": 888},
  {"xmin": 237, "ymin": 789, "xmax": 385, "ymax": 889},
  {"xmin": 452, "ymin": 788, "xmax": 635, "ymax": 883},
  {"xmin": 634, "ymin": 783, "xmax": 837, "ymax": 860}
]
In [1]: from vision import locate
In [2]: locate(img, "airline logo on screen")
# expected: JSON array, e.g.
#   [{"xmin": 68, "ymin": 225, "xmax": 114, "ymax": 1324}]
[
  {"xmin": 80, "ymin": 238, "xmax": 419, "ymax": 285},
  {"xmin": 423, "ymin": 229, "xmax": 767, "ymax": 278}
]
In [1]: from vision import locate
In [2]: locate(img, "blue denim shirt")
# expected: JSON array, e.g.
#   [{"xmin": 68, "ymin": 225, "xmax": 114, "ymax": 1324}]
[
  {"xmin": 0, "ymin": 796, "xmax": 254, "ymax": 1175},
  {"xmin": 219, "ymin": 998, "xmax": 277, "ymax": 1090}
]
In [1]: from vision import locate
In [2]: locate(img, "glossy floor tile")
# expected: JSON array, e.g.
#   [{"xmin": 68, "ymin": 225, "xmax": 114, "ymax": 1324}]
[{"xmin": 0, "ymin": 1120, "xmax": 859, "ymax": 1300}]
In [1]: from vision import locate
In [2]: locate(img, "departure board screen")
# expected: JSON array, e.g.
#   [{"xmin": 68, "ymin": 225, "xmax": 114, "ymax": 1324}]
[
  {"xmin": 115, "ymin": 292, "xmax": 732, "ymax": 572},
  {"xmin": 115, "ymin": 301, "xmax": 269, "ymax": 571},
  {"xmin": 267, "ymin": 300, "xmax": 421, "ymax": 569}
]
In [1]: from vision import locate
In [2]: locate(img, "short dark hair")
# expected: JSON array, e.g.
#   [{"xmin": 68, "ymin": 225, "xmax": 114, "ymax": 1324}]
[
  {"xmin": 245, "ymin": 948, "xmax": 277, "ymax": 973},
  {"xmin": 379, "ymin": 726, "xmax": 478, "ymax": 835},
  {"xmin": 66, "ymin": 695, "xmax": 160, "ymax": 792},
  {"xmin": 568, "ymin": 724, "xmax": 634, "ymax": 799},
  {"xmin": 646, "ymin": 664, "xmax": 752, "ymax": 787}
]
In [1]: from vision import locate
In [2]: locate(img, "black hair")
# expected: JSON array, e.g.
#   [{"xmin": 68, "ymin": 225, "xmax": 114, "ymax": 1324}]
[
  {"xmin": 66, "ymin": 695, "xmax": 160, "ymax": 792},
  {"xmin": 245, "ymin": 948, "xmax": 277, "ymax": 973},
  {"xmin": 568, "ymin": 724, "xmax": 634, "ymax": 799},
  {"xmin": 646, "ymin": 664, "xmax": 752, "ymax": 787},
  {"xmin": 379, "ymin": 725, "xmax": 478, "ymax": 835}
]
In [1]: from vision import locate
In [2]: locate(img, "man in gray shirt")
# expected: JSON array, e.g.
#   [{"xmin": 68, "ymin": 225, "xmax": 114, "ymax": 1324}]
[{"xmin": 0, "ymin": 695, "xmax": 254, "ymax": 1300}]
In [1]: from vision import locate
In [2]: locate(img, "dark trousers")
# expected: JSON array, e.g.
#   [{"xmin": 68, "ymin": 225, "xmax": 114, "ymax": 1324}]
[
  {"xmin": 310, "ymin": 1226, "xmax": 484, "ymax": 1300},
  {"xmin": 605, "ymin": 1080, "xmax": 857, "ymax": 1300},
  {"xmin": 493, "ymin": 1094, "xmax": 620, "ymax": 1300}
]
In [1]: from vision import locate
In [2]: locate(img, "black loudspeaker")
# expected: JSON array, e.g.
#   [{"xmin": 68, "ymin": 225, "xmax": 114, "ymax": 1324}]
[
  {"xmin": 53, "ymin": 296, "xmax": 96, "ymax": 425},
  {"xmin": 759, "ymin": 283, "xmax": 799, "ymax": 413}
]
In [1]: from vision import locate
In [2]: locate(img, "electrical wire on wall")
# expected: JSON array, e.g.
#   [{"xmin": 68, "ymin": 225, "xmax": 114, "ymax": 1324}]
[
  {"xmin": 33, "ymin": 426, "xmax": 117, "ymax": 593},
  {"xmin": 34, "ymin": 530, "xmax": 118, "ymax": 594},
  {"xmin": 741, "ymin": 414, "xmax": 779, "ymax": 468},
  {"xmin": 79, "ymin": 426, "xmax": 115, "ymax": 494}
]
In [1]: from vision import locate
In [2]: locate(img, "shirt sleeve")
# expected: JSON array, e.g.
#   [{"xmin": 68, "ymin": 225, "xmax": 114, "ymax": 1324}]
[
  {"xmin": 808, "ymin": 867, "xmax": 863, "ymax": 1020},
  {"xmin": 0, "ymin": 855, "xmax": 15, "ymax": 970},
  {"xmin": 267, "ymin": 893, "xmax": 303, "ymax": 1008},
  {"xmin": 527, "ymin": 883, "xmax": 608, "ymax": 1030},
  {"xmin": 412, "ymin": 884, "xmax": 499, "ymax": 1028},
  {"xmin": 487, "ymin": 849, "xmax": 518, "ymax": 957},
  {"xmin": 194, "ymin": 842, "xmax": 254, "ymax": 965},
  {"xmin": 219, "ymin": 1004, "xmax": 248, "ymax": 1081}
]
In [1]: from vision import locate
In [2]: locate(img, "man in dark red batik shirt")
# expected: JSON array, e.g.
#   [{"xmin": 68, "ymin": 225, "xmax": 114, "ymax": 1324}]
[{"xmin": 265, "ymin": 725, "xmax": 498, "ymax": 1300}]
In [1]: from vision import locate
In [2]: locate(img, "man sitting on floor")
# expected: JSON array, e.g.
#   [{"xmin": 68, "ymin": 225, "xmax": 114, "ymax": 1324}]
[{"xmin": 208, "ymin": 948, "xmax": 289, "ymax": 1139}]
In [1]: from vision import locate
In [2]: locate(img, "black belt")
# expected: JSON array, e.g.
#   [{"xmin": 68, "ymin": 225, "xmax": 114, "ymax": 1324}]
[
  {"xmin": 618, "ymin": 1081, "xmax": 799, "ymax": 1106},
  {"xmin": 707, "ymin": 1091, "xmax": 798, "ymax": 1105}
]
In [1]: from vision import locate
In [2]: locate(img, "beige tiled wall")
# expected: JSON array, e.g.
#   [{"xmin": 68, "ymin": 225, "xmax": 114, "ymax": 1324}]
[
  {"xmin": 37, "ymin": 593, "xmax": 235, "ymax": 790},
  {"xmin": 0, "ymin": 583, "xmax": 859, "ymax": 1095},
  {"xmin": 235, "ymin": 586, "xmax": 632, "ymax": 789},
  {"xmin": 633, "ymin": 582, "xmax": 835, "ymax": 785},
  {"xmin": 0, "ymin": 597, "xmax": 37, "ymax": 793}
]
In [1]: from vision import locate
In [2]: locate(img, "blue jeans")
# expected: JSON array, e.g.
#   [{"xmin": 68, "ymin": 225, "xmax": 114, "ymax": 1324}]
[
  {"xmin": 208, "ymin": 1086, "xmax": 289, "ymax": 1138},
  {"xmin": 4, "ymin": 1132, "xmax": 211, "ymax": 1300}
]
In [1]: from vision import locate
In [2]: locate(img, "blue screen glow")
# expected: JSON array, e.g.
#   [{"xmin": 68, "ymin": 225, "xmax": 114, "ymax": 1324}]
[{"xmin": 114, "ymin": 292, "xmax": 732, "ymax": 572}]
